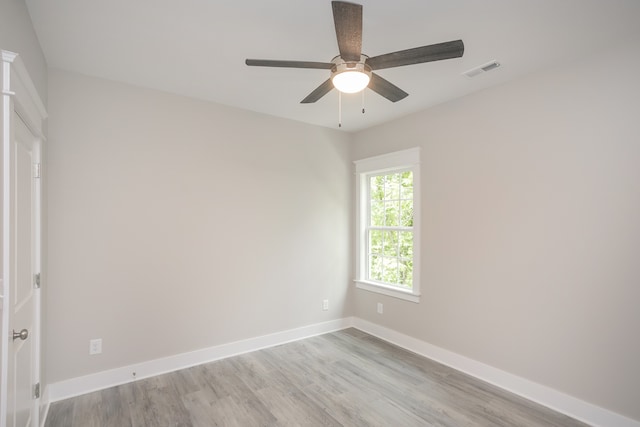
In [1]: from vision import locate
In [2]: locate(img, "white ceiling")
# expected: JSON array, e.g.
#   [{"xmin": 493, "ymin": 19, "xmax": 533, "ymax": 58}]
[{"xmin": 25, "ymin": 0, "xmax": 640, "ymax": 132}]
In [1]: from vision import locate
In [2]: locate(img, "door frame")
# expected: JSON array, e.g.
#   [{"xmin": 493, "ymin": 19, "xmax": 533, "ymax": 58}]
[{"xmin": 1, "ymin": 51, "xmax": 47, "ymax": 427}]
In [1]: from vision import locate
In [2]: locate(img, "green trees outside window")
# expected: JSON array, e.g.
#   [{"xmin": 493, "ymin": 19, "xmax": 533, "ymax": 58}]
[{"xmin": 367, "ymin": 171, "xmax": 413, "ymax": 288}]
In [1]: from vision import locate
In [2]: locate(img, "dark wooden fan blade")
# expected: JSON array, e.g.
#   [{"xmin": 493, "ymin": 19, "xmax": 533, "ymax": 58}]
[
  {"xmin": 332, "ymin": 1, "xmax": 362, "ymax": 62},
  {"xmin": 368, "ymin": 73, "xmax": 408, "ymax": 102},
  {"xmin": 366, "ymin": 40, "xmax": 464, "ymax": 70},
  {"xmin": 245, "ymin": 59, "xmax": 334, "ymax": 69},
  {"xmin": 301, "ymin": 79, "xmax": 334, "ymax": 103}
]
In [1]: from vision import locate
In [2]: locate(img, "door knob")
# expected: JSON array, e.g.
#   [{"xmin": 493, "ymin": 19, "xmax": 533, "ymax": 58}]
[{"xmin": 12, "ymin": 329, "xmax": 28, "ymax": 341}]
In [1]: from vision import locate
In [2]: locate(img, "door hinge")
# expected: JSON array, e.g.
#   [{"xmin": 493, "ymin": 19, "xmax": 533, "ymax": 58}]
[
  {"xmin": 34, "ymin": 382, "xmax": 40, "ymax": 399},
  {"xmin": 34, "ymin": 273, "xmax": 41, "ymax": 289},
  {"xmin": 34, "ymin": 163, "xmax": 41, "ymax": 178}
]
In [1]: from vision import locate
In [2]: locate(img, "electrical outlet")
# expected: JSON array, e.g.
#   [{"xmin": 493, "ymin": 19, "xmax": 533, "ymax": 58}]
[
  {"xmin": 89, "ymin": 338, "xmax": 102, "ymax": 355},
  {"xmin": 377, "ymin": 303, "xmax": 383, "ymax": 314},
  {"xmin": 322, "ymin": 299, "xmax": 329, "ymax": 311}
]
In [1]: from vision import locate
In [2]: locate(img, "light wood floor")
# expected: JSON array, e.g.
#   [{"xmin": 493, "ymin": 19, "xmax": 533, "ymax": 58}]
[{"xmin": 45, "ymin": 328, "xmax": 588, "ymax": 427}]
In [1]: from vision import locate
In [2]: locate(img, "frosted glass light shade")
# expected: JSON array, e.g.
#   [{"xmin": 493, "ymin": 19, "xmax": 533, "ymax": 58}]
[{"xmin": 332, "ymin": 70, "xmax": 370, "ymax": 94}]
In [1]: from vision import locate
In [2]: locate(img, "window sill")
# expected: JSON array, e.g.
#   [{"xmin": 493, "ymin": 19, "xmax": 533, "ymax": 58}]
[{"xmin": 354, "ymin": 280, "xmax": 420, "ymax": 303}]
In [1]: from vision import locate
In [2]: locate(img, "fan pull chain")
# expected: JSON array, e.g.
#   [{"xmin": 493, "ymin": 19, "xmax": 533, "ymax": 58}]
[
  {"xmin": 338, "ymin": 91, "xmax": 342, "ymax": 128},
  {"xmin": 362, "ymin": 90, "xmax": 366, "ymax": 114}
]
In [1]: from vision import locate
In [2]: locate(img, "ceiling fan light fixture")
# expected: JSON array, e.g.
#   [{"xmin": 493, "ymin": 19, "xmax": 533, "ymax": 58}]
[
  {"xmin": 331, "ymin": 60, "xmax": 372, "ymax": 94},
  {"xmin": 332, "ymin": 69, "xmax": 370, "ymax": 93}
]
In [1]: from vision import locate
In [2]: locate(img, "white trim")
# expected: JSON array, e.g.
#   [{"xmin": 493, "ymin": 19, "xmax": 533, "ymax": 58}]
[
  {"xmin": 355, "ymin": 280, "xmax": 420, "ymax": 303},
  {"xmin": 0, "ymin": 51, "xmax": 47, "ymax": 139},
  {"xmin": 47, "ymin": 318, "xmax": 355, "ymax": 403},
  {"xmin": 354, "ymin": 147, "xmax": 421, "ymax": 172},
  {"xmin": 352, "ymin": 318, "xmax": 640, "ymax": 427}
]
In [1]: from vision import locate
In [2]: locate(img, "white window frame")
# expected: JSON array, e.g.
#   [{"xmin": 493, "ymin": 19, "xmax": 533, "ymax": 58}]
[{"xmin": 354, "ymin": 148, "xmax": 421, "ymax": 303}]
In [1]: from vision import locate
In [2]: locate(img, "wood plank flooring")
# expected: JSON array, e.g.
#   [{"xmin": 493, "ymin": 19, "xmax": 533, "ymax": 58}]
[{"xmin": 45, "ymin": 328, "xmax": 588, "ymax": 427}]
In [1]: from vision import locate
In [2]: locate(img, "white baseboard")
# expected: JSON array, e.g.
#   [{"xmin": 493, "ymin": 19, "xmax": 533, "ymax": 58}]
[
  {"xmin": 46, "ymin": 316, "xmax": 638, "ymax": 427},
  {"xmin": 47, "ymin": 317, "xmax": 354, "ymax": 403},
  {"xmin": 352, "ymin": 317, "xmax": 640, "ymax": 427}
]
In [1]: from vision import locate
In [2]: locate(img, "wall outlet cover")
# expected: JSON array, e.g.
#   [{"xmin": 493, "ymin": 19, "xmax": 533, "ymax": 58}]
[{"xmin": 89, "ymin": 338, "xmax": 102, "ymax": 355}]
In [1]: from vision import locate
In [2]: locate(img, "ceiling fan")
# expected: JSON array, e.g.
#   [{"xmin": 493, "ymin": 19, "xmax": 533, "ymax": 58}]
[{"xmin": 245, "ymin": 1, "xmax": 464, "ymax": 104}]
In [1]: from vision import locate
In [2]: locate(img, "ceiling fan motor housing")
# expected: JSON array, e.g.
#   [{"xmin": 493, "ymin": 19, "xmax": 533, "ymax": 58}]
[{"xmin": 331, "ymin": 55, "xmax": 370, "ymax": 72}]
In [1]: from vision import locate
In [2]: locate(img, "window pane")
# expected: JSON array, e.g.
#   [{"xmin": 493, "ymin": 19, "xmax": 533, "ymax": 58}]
[
  {"xmin": 400, "ymin": 200, "xmax": 413, "ymax": 227},
  {"xmin": 383, "ymin": 230, "xmax": 398, "ymax": 257},
  {"xmin": 385, "ymin": 174, "xmax": 400, "ymax": 200},
  {"xmin": 384, "ymin": 201, "xmax": 399, "ymax": 226},
  {"xmin": 370, "ymin": 201, "xmax": 384, "ymax": 226},
  {"xmin": 401, "ymin": 171, "xmax": 413, "ymax": 199},
  {"xmin": 382, "ymin": 257, "xmax": 398, "ymax": 284},
  {"xmin": 369, "ymin": 230, "xmax": 383, "ymax": 255},
  {"xmin": 370, "ymin": 175, "xmax": 385, "ymax": 201},
  {"xmin": 399, "ymin": 231, "xmax": 413, "ymax": 258},
  {"xmin": 370, "ymin": 255, "xmax": 382, "ymax": 281},
  {"xmin": 398, "ymin": 259, "xmax": 413, "ymax": 287}
]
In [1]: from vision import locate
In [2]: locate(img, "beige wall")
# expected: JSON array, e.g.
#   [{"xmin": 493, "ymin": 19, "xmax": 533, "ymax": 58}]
[
  {"xmin": 0, "ymin": 0, "xmax": 47, "ymax": 103},
  {"xmin": 46, "ymin": 69, "xmax": 353, "ymax": 383},
  {"xmin": 352, "ymin": 38, "xmax": 640, "ymax": 421}
]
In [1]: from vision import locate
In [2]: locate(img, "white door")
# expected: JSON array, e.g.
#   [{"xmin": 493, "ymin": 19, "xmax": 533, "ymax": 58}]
[{"xmin": 4, "ymin": 112, "xmax": 40, "ymax": 427}]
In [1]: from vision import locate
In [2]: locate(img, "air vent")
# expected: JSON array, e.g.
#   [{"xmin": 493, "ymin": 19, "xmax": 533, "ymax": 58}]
[{"xmin": 463, "ymin": 60, "xmax": 501, "ymax": 79}]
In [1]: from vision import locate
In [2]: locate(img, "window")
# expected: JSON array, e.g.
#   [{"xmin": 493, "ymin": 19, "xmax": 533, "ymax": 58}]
[
  {"xmin": 354, "ymin": 148, "xmax": 420, "ymax": 303},
  {"xmin": 368, "ymin": 171, "xmax": 414, "ymax": 286}
]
